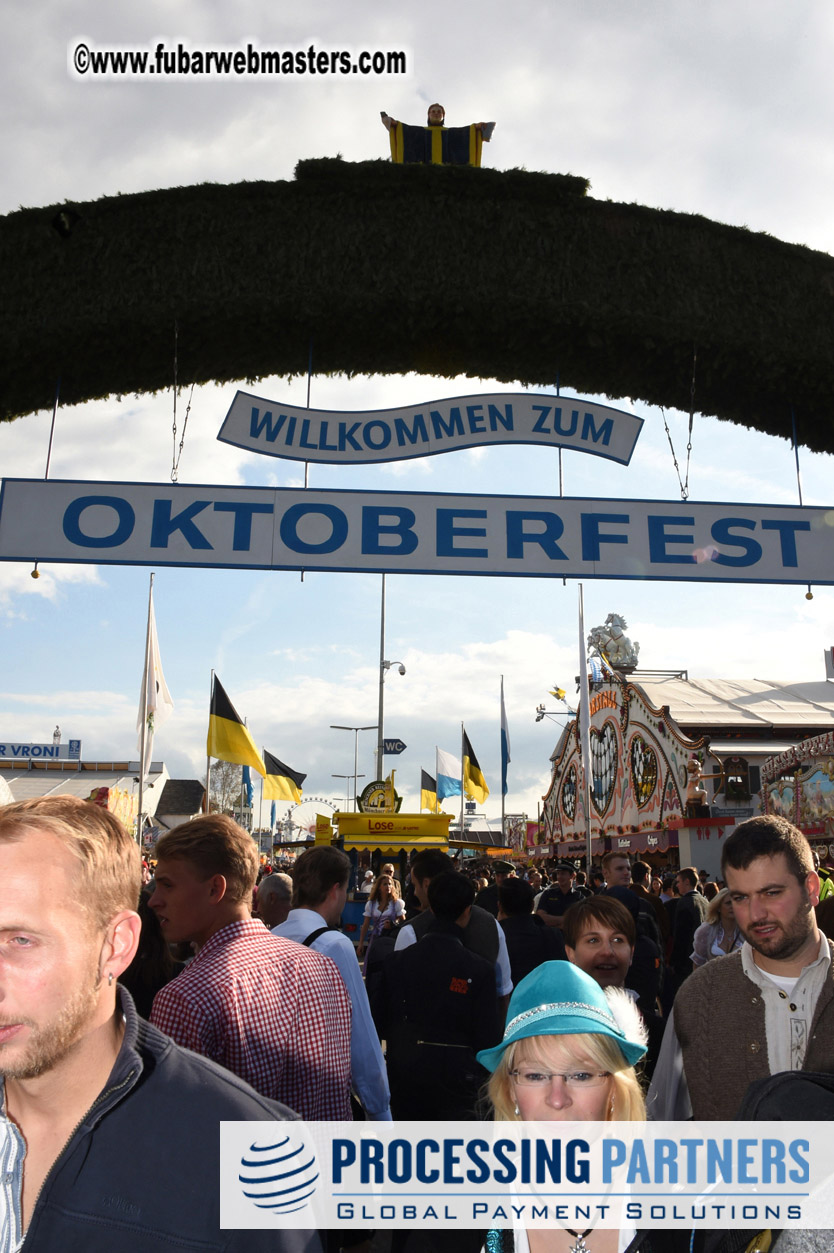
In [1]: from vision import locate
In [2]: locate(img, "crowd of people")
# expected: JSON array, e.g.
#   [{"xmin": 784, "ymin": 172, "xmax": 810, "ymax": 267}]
[{"xmin": 0, "ymin": 795, "xmax": 831, "ymax": 1253}]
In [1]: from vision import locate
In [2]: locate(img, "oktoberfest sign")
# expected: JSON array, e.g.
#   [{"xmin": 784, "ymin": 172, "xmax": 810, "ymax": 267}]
[
  {"xmin": 0, "ymin": 479, "xmax": 832, "ymax": 585},
  {"xmin": 217, "ymin": 391, "xmax": 644, "ymax": 466}
]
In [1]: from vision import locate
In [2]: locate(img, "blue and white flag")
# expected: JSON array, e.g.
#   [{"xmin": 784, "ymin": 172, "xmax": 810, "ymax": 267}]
[
  {"xmin": 436, "ymin": 747, "xmax": 462, "ymax": 801},
  {"xmin": 500, "ymin": 677, "xmax": 511, "ymax": 797}
]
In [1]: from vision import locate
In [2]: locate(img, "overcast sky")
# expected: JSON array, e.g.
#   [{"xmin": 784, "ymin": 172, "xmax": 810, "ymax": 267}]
[{"xmin": 2, "ymin": 1, "xmax": 833, "ymax": 826}]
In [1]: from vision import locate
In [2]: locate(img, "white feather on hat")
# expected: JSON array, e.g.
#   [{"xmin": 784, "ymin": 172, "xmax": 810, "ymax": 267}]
[{"xmin": 603, "ymin": 986, "xmax": 649, "ymax": 1053}]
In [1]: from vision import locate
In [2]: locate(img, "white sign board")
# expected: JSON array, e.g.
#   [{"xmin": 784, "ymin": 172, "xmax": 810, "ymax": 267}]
[
  {"xmin": 0, "ymin": 479, "xmax": 831, "ymax": 585},
  {"xmin": 0, "ymin": 740, "xmax": 81, "ymax": 760},
  {"xmin": 217, "ymin": 390, "xmax": 644, "ymax": 466}
]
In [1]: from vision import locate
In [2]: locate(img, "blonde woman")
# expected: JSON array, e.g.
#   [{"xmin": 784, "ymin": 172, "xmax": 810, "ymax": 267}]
[
  {"xmin": 477, "ymin": 961, "xmax": 648, "ymax": 1253},
  {"xmin": 357, "ymin": 873, "xmax": 404, "ymax": 971},
  {"xmin": 690, "ymin": 886, "xmax": 743, "ymax": 967}
]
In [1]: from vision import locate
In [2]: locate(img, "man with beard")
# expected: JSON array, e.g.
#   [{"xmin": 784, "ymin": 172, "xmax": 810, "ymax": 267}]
[
  {"xmin": 648, "ymin": 815, "xmax": 834, "ymax": 1120},
  {"xmin": 0, "ymin": 796, "xmax": 319, "ymax": 1253}
]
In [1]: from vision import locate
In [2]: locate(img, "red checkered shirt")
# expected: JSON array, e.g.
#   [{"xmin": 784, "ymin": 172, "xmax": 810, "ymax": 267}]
[{"xmin": 150, "ymin": 918, "xmax": 352, "ymax": 1120}]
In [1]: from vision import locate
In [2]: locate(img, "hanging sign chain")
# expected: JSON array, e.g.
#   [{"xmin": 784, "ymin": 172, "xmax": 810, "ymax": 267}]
[
  {"xmin": 171, "ymin": 321, "xmax": 194, "ymax": 482},
  {"xmin": 661, "ymin": 344, "xmax": 697, "ymax": 501}
]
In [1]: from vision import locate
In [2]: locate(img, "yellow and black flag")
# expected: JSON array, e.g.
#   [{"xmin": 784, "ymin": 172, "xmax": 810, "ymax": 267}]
[
  {"xmin": 206, "ymin": 676, "xmax": 265, "ymax": 775},
  {"xmin": 420, "ymin": 769, "xmax": 438, "ymax": 812},
  {"xmin": 462, "ymin": 730, "xmax": 489, "ymax": 804},
  {"xmin": 262, "ymin": 750, "xmax": 306, "ymax": 804}
]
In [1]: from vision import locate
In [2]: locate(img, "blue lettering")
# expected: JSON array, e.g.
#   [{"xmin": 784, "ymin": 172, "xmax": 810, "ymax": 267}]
[
  {"xmin": 788, "ymin": 1139, "xmax": 809, "ymax": 1184},
  {"xmin": 332, "ymin": 1140, "xmax": 355, "ymax": 1184},
  {"xmin": 150, "ymin": 500, "xmax": 213, "ymax": 550},
  {"xmin": 492, "ymin": 1140, "xmax": 517, "ymax": 1185},
  {"xmin": 625, "ymin": 1140, "xmax": 651, "ymax": 1185},
  {"xmin": 710, "ymin": 518, "xmax": 762, "ymax": 567},
  {"xmin": 566, "ymin": 1139, "xmax": 590, "ymax": 1185},
  {"xmin": 363, "ymin": 421, "xmax": 392, "ymax": 451},
  {"xmin": 654, "ymin": 1140, "xmax": 678, "ymax": 1184},
  {"xmin": 416, "ymin": 1140, "xmax": 439, "ymax": 1185},
  {"xmin": 430, "ymin": 407, "xmax": 464, "ymax": 440},
  {"xmin": 648, "ymin": 515, "xmax": 697, "ymax": 564},
  {"xmin": 464, "ymin": 1140, "xmax": 490, "ymax": 1184},
  {"xmin": 388, "ymin": 1140, "xmax": 412, "ymax": 1184},
  {"xmin": 532, "ymin": 405, "xmax": 550, "ymax": 434},
  {"xmin": 553, "ymin": 407, "xmax": 579, "ymax": 437},
  {"xmin": 582, "ymin": 412, "xmax": 613, "ymax": 445},
  {"xmin": 299, "ymin": 418, "xmax": 317, "ymax": 450},
  {"xmin": 360, "ymin": 1139, "xmax": 384, "ymax": 1185},
  {"xmin": 581, "ymin": 513, "xmax": 630, "ymax": 562},
  {"xmin": 249, "ymin": 407, "xmax": 286, "ymax": 443},
  {"xmin": 436, "ymin": 509, "xmax": 488, "ymax": 558},
  {"xmin": 63, "ymin": 495, "xmax": 135, "ymax": 548},
  {"xmin": 338, "ymin": 421, "xmax": 362, "ymax": 452},
  {"xmin": 212, "ymin": 502, "xmax": 274, "ymax": 551},
  {"xmin": 394, "ymin": 414, "xmax": 429, "ymax": 447},
  {"xmin": 279, "ymin": 503, "xmax": 348, "ymax": 554},
  {"xmin": 318, "ymin": 421, "xmax": 338, "ymax": 453},
  {"xmin": 761, "ymin": 1140, "xmax": 786, "ymax": 1185},
  {"xmin": 761, "ymin": 518, "xmax": 811, "ymax": 567},
  {"xmin": 488, "ymin": 403, "xmax": 513, "ymax": 432},
  {"xmin": 361, "ymin": 507, "xmax": 418, "ymax": 555},
  {"xmin": 506, "ymin": 510, "xmax": 567, "ymax": 560},
  {"xmin": 285, "ymin": 415, "xmax": 297, "ymax": 445},
  {"xmin": 442, "ymin": 1139, "xmax": 463, "ymax": 1185},
  {"xmin": 466, "ymin": 404, "xmax": 485, "ymax": 433}
]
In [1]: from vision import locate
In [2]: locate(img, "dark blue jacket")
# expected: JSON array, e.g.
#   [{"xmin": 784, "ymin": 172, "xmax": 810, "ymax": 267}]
[{"xmin": 21, "ymin": 987, "xmax": 321, "ymax": 1253}]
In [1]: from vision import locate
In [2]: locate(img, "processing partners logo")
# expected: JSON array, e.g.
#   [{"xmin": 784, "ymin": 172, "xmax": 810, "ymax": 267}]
[
  {"xmin": 238, "ymin": 1131, "xmax": 319, "ymax": 1217},
  {"xmin": 221, "ymin": 1122, "xmax": 834, "ymax": 1232}
]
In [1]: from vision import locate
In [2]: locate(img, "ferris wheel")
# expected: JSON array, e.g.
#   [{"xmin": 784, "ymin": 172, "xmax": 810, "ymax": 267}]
[{"xmin": 285, "ymin": 797, "xmax": 337, "ymax": 837}]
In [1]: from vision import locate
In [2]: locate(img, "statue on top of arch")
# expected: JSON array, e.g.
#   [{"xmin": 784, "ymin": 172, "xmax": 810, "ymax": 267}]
[
  {"xmin": 587, "ymin": 613, "xmax": 640, "ymax": 671},
  {"xmin": 381, "ymin": 102, "xmax": 495, "ymax": 167}
]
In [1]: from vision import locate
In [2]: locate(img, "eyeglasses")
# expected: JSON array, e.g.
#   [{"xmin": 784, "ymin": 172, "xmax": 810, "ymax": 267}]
[{"xmin": 510, "ymin": 1067, "xmax": 611, "ymax": 1089}]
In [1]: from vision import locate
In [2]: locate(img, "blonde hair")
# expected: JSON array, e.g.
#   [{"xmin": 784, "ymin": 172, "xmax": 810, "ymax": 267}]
[
  {"xmin": 706, "ymin": 886, "xmax": 733, "ymax": 926},
  {"xmin": 486, "ymin": 1032, "xmax": 646, "ymax": 1122},
  {"xmin": 369, "ymin": 873, "xmax": 401, "ymax": 905},
  {"xmin": 0, "ymin": 795, "xmax": 141, "ymax": 930}
]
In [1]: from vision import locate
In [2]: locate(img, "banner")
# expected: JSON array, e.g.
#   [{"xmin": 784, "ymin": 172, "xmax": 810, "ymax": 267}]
[
  {"xmin": 217, "ymin": 391, "xmax": 644, "ymax": 466},
  {"xmin": 219, "ymin": 1121, "xmax": 834, "ymax": 1231},
  {"xmin": 0, "ymin": 479, "xmax": 831, "ymax": 585}
]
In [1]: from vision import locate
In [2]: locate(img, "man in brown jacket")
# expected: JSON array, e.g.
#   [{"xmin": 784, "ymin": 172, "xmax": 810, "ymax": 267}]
[{"xmin": 648, "ymin": 815, "xmax": 834, "ymax": 1120}]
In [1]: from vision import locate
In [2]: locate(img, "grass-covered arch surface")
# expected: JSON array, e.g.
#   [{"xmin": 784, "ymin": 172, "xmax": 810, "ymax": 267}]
[{"xmin": 3, "ymin": 157, "xmax": 834, "ymax": 452}]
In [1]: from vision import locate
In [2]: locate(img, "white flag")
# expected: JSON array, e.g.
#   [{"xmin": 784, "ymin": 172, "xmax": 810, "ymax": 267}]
[{"xmin": 137, "ymin": 586, "xmax": 174, "ymax": 764}]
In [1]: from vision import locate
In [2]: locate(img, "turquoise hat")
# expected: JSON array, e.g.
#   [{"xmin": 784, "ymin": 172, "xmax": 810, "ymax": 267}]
[{"xmin": 476, "ymin": 961, "xmax": 647, "ymax": 1072}]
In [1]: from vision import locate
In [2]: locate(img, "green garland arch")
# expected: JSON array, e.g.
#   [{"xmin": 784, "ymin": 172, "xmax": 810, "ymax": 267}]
[{"xmin": 2, "ymin": 157, "xmax": 834, "ymax": 452}]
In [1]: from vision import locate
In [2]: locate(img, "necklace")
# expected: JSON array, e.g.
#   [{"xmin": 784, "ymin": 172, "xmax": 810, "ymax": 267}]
[{"xmin": 566, "ymin": 1230, "xmax": 593, "ymax": 1253}]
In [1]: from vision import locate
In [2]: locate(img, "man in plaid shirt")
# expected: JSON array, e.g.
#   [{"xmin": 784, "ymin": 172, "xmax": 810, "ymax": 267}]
[{"xmin": 150, "ymin": 815, "xmax": 352, "ymax": 1120}]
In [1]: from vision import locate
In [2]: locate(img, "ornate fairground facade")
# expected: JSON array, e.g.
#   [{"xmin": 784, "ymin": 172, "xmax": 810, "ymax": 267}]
[
  {"xmin": 541, "ymin": 669, "xmax": 706, "ymax": 862},
  {"xmin": 762, "ymin": 731, "xmax": 834, "ymax": 857}
]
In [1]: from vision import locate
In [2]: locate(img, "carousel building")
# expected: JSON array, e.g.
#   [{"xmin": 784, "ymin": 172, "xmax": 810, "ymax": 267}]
[{"xmin": 538, "ymin": 621, "xmax": 834, "ymax": 877}]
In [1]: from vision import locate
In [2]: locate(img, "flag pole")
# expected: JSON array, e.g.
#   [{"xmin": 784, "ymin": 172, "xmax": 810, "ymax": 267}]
[
  {"xmin": 136, "ymin": 572, "xmax": 154, "ymax": 848},
  {"xmin": 500, "ymin": 675, "xmax": 506, "ymax": 839},
  {"xmin": 206, "ymin": 669, "xmax": 214, "ymax": 813},
  {"xmin": 459, "ymin": 721, "xmax": 465, "ymax": 837},
  {"xmin": 578, "ymin": 584, "xmax": 593, "ymax": 872}
]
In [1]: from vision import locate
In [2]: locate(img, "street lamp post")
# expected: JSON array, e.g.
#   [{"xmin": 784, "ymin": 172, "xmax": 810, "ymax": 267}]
[
  {"xmin": 332, "ymin": 773, "xmax": 366, "ymax": 810},
  {"xmin": 330, "ymin": 725, "xmax": 377, "ymax": 810},
  {"xmin": 376, "ymin": 574, "xmax": 406, "ymax": 781}
]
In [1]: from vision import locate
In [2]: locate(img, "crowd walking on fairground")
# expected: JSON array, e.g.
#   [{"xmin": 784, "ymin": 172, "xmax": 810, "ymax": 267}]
[{"xmin": 1, "ymin": 795, "xmax": 832, "ymax": 1253}]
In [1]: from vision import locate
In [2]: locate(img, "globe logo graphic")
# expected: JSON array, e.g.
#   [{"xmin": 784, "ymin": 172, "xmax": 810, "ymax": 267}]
[{"xmin": 238, "ymin": 1133, "xmax": 319, "ymax": 1214}]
